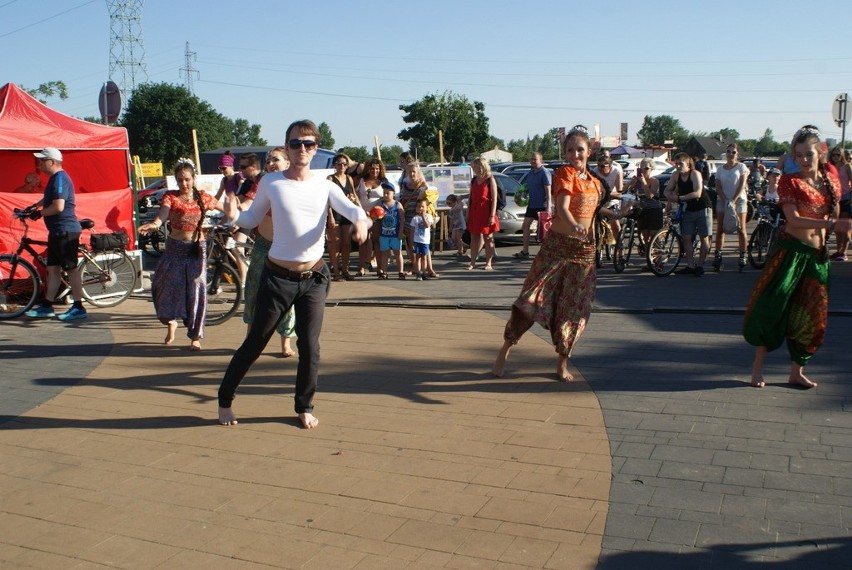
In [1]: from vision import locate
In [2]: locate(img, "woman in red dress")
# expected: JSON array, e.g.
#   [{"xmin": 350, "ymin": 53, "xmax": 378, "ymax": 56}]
[{"xmin": 467, "ymin": 157, "xmax": 499, "ymax": 270}]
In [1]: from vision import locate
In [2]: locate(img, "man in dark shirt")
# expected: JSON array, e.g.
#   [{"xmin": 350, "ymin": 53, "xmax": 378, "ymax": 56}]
[{"xmin": 24, "ymin": 148, "xmax": 87, "ymax": 321}]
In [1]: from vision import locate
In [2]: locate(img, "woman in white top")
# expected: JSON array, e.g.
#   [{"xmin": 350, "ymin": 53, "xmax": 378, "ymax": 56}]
[
  {"xmin": 713, "ymin": 143, "xmax": 750, "ymax": 271},
  {"xmin": 355, "ymin": 158, "xmax": 386, "ymax": 276}
]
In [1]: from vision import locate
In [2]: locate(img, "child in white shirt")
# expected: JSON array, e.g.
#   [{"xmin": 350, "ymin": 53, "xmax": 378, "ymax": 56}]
[{"xmin": 410, "ymin": 198, "xmax": 434, "ymax": 281}]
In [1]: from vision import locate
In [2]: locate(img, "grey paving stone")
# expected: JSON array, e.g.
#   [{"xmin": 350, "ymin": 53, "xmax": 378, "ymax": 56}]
[
  {"xmin": 711, "ymin": 450, "xmax": 752, "ymax": 468},
  {"xmin": 635, "ymin": 505, "xmax": 680, "ymax": 520},
  {"xmin": 648, "ymin": 488, "xmax": 723, "ymax": 514},
  {"xmin": 619, "ymin": 458, "xmax": 662, "ymax": 477},
  {"xmin": 613, "ymin": 442, "xmax": 655, "ymax": 459},
  {"xmin": 722, "ymin": 467, "xmax": 766, "ymax": 488},
  {"xmin": 748, "ymin": 454, "xmax": 791, "ymax": 472},
  {"xmin": 764, "ymin": 471, "xmax": 834, "ymax": 494},
  {"xmin": 650, "ymin": 445, "xmax": 715, "ymax": 465},
  {"xmin": 790, "ymin": 456, "xmax": 852, "ymax": 478},
  {"xmin": 720, "ymin": 495, "xmax": 767, "ymax": 518},
  {"xmin": 766, "ymin": 499, "xmax": 842, "ymax": 527},
  {"xmin": 657, "ymin": 461, "xmax": 725, "ymax": 484},
  {"xmin": 604, "ymin": 512, "xmax": 655, "ymax": 540},
  {"xmin": 609, "ymin": 481, "xmax": 654, "ymax": 506},
  {"xmin": 648, "ymin": 517, "xmax": 700, "ymax": 546}
]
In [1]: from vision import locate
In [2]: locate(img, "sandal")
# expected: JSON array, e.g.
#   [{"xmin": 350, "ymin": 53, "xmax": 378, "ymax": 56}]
[
  {"xmin": 398, "ymin": 272, "xmax": 406, "ymax": 280},
  {"xmin": 342, "ymin": 271, "xmax": 355, "ymax": 281},
  {"xmin": 376, "ymin": 270, "xmax": 388, "ymax": 280},
  {"xmin": 513, "ymin": 251, "xmax": 530, "ymax": 258}
]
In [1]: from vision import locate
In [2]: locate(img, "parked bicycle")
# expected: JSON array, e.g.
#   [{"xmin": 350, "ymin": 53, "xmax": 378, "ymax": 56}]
[
  {"xmin": 747, "ymin": 200, "xmax": 784, "ymax": 270},
  {"xmin": 137, "ymin": 193, "xmax": 167, "ymax": 256},
  {"xmin": 0, "ymin": 208, "xmax": 137, "ymax": 319},
  {"xmin": 646, "ymin": 207, "xmax": 685, "ymax": 277},
  {"xmin": 204, "ymin": 219, "xmax": 244, "ymax": 326},
  {"xmin": 613, "ymin": 197, "xmax": 647, "ymax": 273}
]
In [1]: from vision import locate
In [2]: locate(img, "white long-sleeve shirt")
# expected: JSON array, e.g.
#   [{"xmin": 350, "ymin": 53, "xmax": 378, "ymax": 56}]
[{"xmin": 236, "ymin": 171, "xmax": 368, "ymax": 263}]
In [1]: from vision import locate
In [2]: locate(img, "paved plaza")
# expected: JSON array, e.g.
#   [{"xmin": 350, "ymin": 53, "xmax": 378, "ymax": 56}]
[{"xmin": 1, "ymin": 243, "xmax": 850, "ymax": 569}]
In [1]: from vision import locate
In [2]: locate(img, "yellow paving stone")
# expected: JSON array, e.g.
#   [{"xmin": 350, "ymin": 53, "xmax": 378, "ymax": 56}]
[
  {"xmin": 542, "ymin": 505, "xmax": 598, "ymax": 533},
  {"xmin": 302, "ymin": 544, "xmax": 368, "ymax": 569},
  {"xmin": 387, "ymin": 519, "xmax": 473, "ymax": 552},
  {"xmin": 400, "ymin": 487, "xmax": 491, "ymax": 516},
  {"xmin": 150, "ymin": 549, "xmax": 264, "ymax": 569},
  {"xmin": 83, "ymin": 535, "xmax": 183, "ymax": 569},
  {"xmin": 455, "ymin": 529, "xmax": 514, "ymax": 561},
  {"xmin": 472, "ymin": 497, "xmax": 554, "ymax": 526},
  {"xmin": 507, "ymin": 471, "xmax": 581, "ymax": 496},
  {"xmin": 544, "ymin": 543, "xmax": 601, "ymax": 570},
  {"xmin": 499, "ymin": 535, "xmax": 559, "ymax": 568}
]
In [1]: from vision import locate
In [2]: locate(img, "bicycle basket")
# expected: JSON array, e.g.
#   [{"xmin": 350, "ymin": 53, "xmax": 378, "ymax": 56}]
[{"xmin": 90, "ymin": 230, "xmax": 129, "ymax": 251}]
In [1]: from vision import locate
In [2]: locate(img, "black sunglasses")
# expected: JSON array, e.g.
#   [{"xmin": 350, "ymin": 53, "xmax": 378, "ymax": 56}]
[
  {"xmin": 289, "ymin": 139, "xmax": 317, "ymax": 150},
  {"xmin": 726, "ymin": 150, "xmax": 737, "ymax": 155}
]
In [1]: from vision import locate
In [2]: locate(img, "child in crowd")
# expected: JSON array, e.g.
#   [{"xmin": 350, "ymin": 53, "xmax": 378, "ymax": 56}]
[
  {"xmin": 410, "ymin": 198, "xmax": 434, "ymax": 281},
  {"xmin": 377, "ymin": 181, "xmax": 406, "ymax": 279},
  {"xmin": 447, "ymin": 194, "xmax": 467, "ymax": 256}
]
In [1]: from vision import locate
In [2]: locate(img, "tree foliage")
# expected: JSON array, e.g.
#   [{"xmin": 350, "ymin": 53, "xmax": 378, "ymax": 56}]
[
  {"xmin": 374, "ymin": 144, "xmax": 405, "ymax": 166},
  {"xmin": 23, "ymin": 81, "xmax": 68, "ymax": 104},
  {"xmin": 399, "ymin": 91, "xmax": 489, "ymax": 162},
  {"xmin": 506, "ymin": 128, "xmax": 562, "ymax": 161},
  {"xmin": 637, "ymin": 115, "xmax": 689, "ymax": 148},
  {"xmin": 318, "ymin": 122, "xmax": 335, "ymax": 150},
  {"xmin": 120, "ymin": 82, "xmax": 265, "ymax": 166},
  {"xmin": 336, "ymin": 146, "xmax": 371, "ymax": 163},
  {"xmin": 710, "ymin": 128, "xmax": 740, "ymax": 141}
]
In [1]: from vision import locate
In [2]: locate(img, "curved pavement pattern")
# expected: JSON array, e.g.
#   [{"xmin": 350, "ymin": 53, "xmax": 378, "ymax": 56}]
[{"xmin": 1, "ymin": 247, "xmax": 850, "ymax": 569}]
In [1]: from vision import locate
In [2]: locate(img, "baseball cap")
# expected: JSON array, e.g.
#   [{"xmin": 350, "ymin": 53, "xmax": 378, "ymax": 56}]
[
  {"xmin": 767, "ymin": 168, "xmax": 781, "ymax": 176},
  {"xmin": 34, "ymin": 147, "xmax": 63, "ymax": 161},
  {"xmin": 380, "ymin": 181, "xmax": 395, "ymax": 192}
]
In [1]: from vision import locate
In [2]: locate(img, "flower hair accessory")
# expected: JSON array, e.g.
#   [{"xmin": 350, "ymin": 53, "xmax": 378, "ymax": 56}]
[
  {"xmin": 175, "ymin": 157, "xmax": 197, "ymax": 172},
  {"xmin": 567, "ymin": 124, "xmax": 590, "ymax": 138},
  {"xmin": 795, "ymin": 125, "xmax": 820, "ymax": 139}
]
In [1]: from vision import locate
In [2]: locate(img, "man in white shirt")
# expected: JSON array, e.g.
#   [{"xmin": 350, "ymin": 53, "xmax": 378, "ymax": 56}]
[{"xmin": 217, "ymin": 120, "xmax": 370, "ymax": 429}]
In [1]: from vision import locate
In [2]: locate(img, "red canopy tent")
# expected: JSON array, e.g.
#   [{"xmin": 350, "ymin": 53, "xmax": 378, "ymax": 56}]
[{"xmin": 0, "ymin": 82, "xmax": 134, "ymax": 255}]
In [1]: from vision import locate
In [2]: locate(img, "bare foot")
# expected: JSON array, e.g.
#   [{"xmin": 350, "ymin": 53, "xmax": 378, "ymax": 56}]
[
  {"xmin": 299, "ymin": 412, "xmax": 319, "ymax": 429},
  {"xmin": 164, "ymin": 321, "xmax": 177, "ymax": 345},
  {"xmin": 218, "ymin": 407, "xmax": 238, "ymax": 426},
  {"xmin": 492, "ymin": 340, "xmax": 513, "ymax": 377},
  {"xmin": 280, "ymin": 336, "xmax": 296, "ymax": 358},
  {"xmin": 789, "ymin": 372, "xmax": 817, "ymax": 389},
  {"xmin": 557, "ymin": 355, "xmax": 574, "ymax": 382},
  {"xmin": 189, "ymin": 339, "xmax": 202, "ymax": 351}
]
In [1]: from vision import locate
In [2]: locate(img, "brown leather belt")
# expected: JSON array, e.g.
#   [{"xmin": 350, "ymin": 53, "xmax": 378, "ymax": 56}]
[{"xmin": 264, "ymin": 258, "xmax": 325, "ymax": 282}]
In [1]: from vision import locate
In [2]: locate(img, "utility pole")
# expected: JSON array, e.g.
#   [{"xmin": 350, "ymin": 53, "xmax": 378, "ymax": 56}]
[
  {"xmin": 105, "ymin": 0, "xmax": 149, "ymax": 96},
  {"xmin": 180, "ymin": 42, "xmax": 199, "ymax": 94}
]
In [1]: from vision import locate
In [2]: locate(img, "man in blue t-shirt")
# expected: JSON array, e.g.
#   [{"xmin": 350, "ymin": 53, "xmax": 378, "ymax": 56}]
[
  {"xmin": 24, "ymin": 147, "xmax": 87, "ymax": 321},
  {"xmin": 514, "ymin": 152, "xmax": 552, "ymax": 258}
]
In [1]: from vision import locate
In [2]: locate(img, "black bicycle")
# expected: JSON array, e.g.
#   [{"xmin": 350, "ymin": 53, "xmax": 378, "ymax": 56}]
[
  {"xmin": 204, "ymin": 223, "xmax": 243, "ymax": 325},
  {"xmin": 646, "ymin": 208, "xmax": 686, "ymax": 276},
  {"xmin": 0, "ymin": 208, "xmax": 136, "ymax": 319},
  {"xmin": 613, "ymin": 198, "xmax": 646, "ymax": 273},
  {"xmin": 747, "ymin": 200, "xmax": 784, "ymax": 269}
]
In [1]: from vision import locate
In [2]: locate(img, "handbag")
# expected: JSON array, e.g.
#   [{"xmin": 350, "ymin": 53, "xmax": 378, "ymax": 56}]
[
  {"xmin": 537, "ymin": 210, "xmax": 554, "ymax": 242},
  {"xmin": 90, "ymin": 230, "xmax": 129, "ymax": 251}
]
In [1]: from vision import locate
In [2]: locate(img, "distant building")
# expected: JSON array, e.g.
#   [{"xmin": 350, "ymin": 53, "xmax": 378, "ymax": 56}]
[
  {"xmin": 682, "ymin": 136, "xmax": 738, "ymax": 160},
  {"xmin": 480, "ymin": 147, "xmax": 512, "ymax": 163}
]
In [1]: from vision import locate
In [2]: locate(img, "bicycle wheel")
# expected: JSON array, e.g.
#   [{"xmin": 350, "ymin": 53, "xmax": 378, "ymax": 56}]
[
  {"xmin": 647, "ymin": 228, "xmax": 683, "ymax": 276},
  {"xmin": 79, "ymin": 251, "xmax": 137, "ymax": 307},
  {"xmin": 613, "ymin": 223, "xmax": 633, "ymax": 273},
  {"xmin": 747, "ymin": 223, "xmax": 773, "ymax": 269},
  {"xmin": 205, "ymin": 261, "xmax": 242, "ymax": 325},
  {"xmin": 0, "ymin": 254, "xmax": 40, "ymax": 319}
]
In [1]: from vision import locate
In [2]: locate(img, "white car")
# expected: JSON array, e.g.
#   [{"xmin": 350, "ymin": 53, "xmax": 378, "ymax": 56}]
[{"xmin": 618, "ymin": 158, "xmax": 672, "ymax": 183}]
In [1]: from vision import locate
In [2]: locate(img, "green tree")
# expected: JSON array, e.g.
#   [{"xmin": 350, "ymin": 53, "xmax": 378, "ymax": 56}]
[
  {"xmin": 120, "ymin": 82, "xmax": 264, "ymax": 166},
  {"xmin": 318, "ymin": 122, "xmax": 335, "ymax": 150},
  {"xmin": 232, "ymin": 118, "xmax": 267, "ymax": 147},
  {"xmin": 23, "ymin": 80, "xmax": 68, "ymax": 104},
  {"xmin": 374, "ymin": 144, "xmax": 405, "ymax": 165},
  {"xmin": 754, "ymin": 128, "xmax": 787, "ymax": 156},
  {"xmin": 398, "ymin": 91, "xmax": 490, "ymax": 162},
  {"xmin": 710, "ymin": 128, "xmax": 740, "ymax": 141},
  {"xmin": 336, "ymin": 145, "xmax": 370, "ymax": 163},
  {"xmin": 636, "ymin": 115, "xmax": 689, "ymax": 148}
]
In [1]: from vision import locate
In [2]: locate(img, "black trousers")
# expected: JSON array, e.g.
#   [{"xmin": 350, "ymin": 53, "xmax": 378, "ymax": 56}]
[{"xmin": 218, "ymin": 262, "xmax": 330, "ymax": 413}]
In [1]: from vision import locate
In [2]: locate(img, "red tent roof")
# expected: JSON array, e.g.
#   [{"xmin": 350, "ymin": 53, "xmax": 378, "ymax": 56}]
[{"xmin": 0, "ymin": 82, "xmax": 128, "ymax": 150}]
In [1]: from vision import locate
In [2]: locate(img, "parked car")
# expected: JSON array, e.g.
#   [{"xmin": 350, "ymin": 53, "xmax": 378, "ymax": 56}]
[{"xmin": 618, "ymin": 157, "xmax": 671, "ymax": 183}]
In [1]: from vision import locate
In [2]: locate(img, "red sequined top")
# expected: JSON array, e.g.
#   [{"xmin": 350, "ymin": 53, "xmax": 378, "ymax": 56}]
[
  {"xmin": 778, "ymin": 172, "xmax": 840, "ymax": 220},
  {"xmin": 161, "ymin": 190, "xmax": 219, "ymax": 232},
  {"xmin": 552, "ymin": 166, "xmax": 602, "ymax": 218}
]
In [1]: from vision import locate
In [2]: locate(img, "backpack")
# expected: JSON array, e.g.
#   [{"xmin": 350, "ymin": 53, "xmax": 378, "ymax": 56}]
[{"xmin": 496, "ymin": 178, "xmax": 506, "ymax": 210}]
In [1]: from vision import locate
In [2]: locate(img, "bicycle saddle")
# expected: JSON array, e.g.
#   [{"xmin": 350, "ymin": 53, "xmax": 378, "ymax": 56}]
[{"xmin": 80, "ymin": 219, "xmax": 95, "ymax": 230}]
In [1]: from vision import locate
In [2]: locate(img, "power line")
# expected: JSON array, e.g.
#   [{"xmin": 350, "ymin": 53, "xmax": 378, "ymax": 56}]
[{"xmin": 0, "ymin": 0, "xmax": 96, "ymax": 39}]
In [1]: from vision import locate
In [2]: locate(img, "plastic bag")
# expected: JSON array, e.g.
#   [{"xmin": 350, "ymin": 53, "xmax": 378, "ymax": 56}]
[{"xmin": 723, "ymin": 200, "xmax": 740, "ymax": 234}]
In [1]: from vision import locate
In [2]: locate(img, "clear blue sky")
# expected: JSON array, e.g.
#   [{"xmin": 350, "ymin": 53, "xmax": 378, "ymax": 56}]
[{"xmin": 3, "ymin": 0, "xmax": 851, "ymax": 152}]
